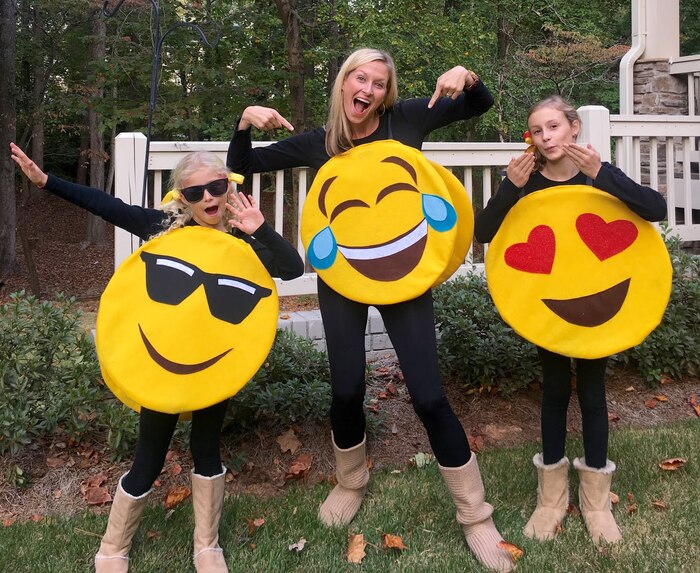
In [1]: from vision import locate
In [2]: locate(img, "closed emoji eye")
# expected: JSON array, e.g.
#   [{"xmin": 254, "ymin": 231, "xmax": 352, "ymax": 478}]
[
  {"xmin": 504, "ymin": 225, "xmax": 556, "ymax": 274},
  {"xmin": 576, "ymin": 213, "xmax": 638, "ymax": 261}
]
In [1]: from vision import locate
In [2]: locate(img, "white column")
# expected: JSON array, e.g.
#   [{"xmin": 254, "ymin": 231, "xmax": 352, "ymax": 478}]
[{"xmin": 577, "ymin": 106, "xmax": 611, "ymax": 163}]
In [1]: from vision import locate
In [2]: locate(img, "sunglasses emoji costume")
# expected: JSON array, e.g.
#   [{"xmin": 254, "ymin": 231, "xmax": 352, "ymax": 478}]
[
  {"xmin": 302, "ymin": 140, "xmax": 473, "ymax": 305},
  {"xmin": 96, "ymin": 226, "xmax": 278, "ymax": 414},
  {"xmin": 485, "ymin": 185, "xmax": 672, "ymax": 359}
]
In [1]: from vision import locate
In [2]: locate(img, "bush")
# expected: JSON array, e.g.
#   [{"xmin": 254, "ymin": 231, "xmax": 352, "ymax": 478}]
[
  {"xmin": 616, "ymin": 234, "xmax": 700, "ymax": 383},
  {"xmin": 0, "ymin": 291, "xmax": 104, "ymax": 454},
  {"xmin": 433, "ymin": 272, "xmax": 540, "ymax": 394},
  {"xmin": 226, "ymin": 328, "xmax": 331, "ymax": 428}
]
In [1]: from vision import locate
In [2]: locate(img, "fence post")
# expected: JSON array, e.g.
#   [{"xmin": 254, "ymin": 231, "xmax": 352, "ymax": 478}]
[
  {"xmin": 577, "ymin": 105, "xmax": 612, "ymax": 163},
  {"xmin": 113, "ymin": 132, "xmax": 147, "ymax": 269}
]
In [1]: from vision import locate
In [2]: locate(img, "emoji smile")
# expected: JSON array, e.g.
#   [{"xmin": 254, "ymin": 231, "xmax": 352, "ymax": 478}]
[
  {"xmin": 139, "ymin": 324, "xmax": 232, "ymax": 374},
  {"xmin": 337, "ymin": 219, "xmax": 428, "ymax": 281},
  {"xmin": 541, "ymin": 278, "xmax": 631, "ymax": 327}
]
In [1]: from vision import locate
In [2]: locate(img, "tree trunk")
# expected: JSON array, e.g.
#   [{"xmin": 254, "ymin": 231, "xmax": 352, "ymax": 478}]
[
  {"xmin": 0, "ymin": 0, "xmax": 18, "ymax": 279},
  {"xmin": 86, "ymin": 10, "xmax": 107, "ymax": 244},
  {"xmin": 274, "ymin": 0, "xmax": 306, "ymax": 131},
  {"xmin": 29, "ymin": 5, "xmax": 46, "ymax": 202}
]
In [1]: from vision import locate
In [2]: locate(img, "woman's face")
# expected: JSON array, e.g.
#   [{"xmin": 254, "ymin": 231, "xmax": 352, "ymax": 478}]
[
  {"xmin": 528, "ymin": 106, "xmax": 579, "ymax": 163},
  {"xmin": 179, "ymin": 165, "xmax": 230, "ymax": 230},
  {"xmin": 341, "ymin": 60, "xmax": 390, "ymax": 132}
]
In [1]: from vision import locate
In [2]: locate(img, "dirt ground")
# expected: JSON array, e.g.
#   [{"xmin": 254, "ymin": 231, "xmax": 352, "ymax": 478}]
[{"xmin": 1, "ymin": 191, "xmax": 699, "ymax": 523}]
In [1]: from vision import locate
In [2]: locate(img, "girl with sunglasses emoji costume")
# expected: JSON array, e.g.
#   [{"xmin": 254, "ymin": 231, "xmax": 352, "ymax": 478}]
[{"xmin": 10, "ymin": 143, "xmax": 304, "ymax": 573}]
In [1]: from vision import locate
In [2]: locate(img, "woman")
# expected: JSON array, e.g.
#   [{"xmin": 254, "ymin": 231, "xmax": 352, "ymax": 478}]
[
  {"xmin": 474, "ymin": 96, "xmax": 666, "ymax": 544},
  {"xmin": 227, "ymin": 48, "xmax": 513, "ymax": 572},
  {"xmin": 10, "ymin": 143, "xmax": 304, "ymax": 573}
]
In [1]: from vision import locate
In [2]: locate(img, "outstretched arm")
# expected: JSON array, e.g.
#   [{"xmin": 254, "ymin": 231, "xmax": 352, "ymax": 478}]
[
  {"xmin": 237, "ymin": 106, "xmax": 294, "ymax": 132},
  {"xmin": 427, "ymin": 66, "xmax": 480, "ymax": 109}
]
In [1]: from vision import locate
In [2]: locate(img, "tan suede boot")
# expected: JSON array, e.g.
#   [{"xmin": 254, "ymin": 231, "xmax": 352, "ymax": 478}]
[
  {"xmin": 95, "ymin": 474, "xmax": 150, "ymax": 573},
  {"xmin": 440, "ymin": 455, "xmax": 514, "ymax": 572},
  {"xmin": 318, "ymin": 434, "xmax": 369, "ymax": 527},
  {"xmin": 574, "ymin": 458, "xmax": 622, "ymax": 545},
  {"xmin": 192, "ymin": 466, "xmax": 228, "ymax": 573},
  {"xmin": 523, "ymin": 454, "xmax": 569, "ymax": 540}
]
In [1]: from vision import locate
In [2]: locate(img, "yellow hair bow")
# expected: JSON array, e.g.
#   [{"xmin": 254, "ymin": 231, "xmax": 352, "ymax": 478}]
[
  {"xmin": 228, "ymin": 172, "xmax": 245, "ymax": 185},
  {"xmin": 160, "ymin": 189, "xmax": 181, "ymax": 205}
]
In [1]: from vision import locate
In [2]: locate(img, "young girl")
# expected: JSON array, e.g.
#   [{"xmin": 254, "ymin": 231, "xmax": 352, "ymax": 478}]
[
  {"xmin": 228, "ymin": 48, "xmax": 514, "ymax": 572},
  {"xmin": 474, "ymin": 96, "xmax": 666, "ymax": 544},
  {"xmin": 10, "ymin": 143, "xmax": 304, "ymax": 573}
]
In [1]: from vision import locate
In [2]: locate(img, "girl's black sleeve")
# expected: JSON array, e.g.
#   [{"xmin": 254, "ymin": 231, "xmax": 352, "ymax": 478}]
[
  {"xmin": 474, "ymin": 177, "xmax": 522, "ymax": 244},
  {"xmin": 45, "ymin": 174, "xmax": 165, "ymax": 239},
  {"xmin": 593, "ymin": 163, "xmax": 667, "ymax": 222},
  {"xmin": 240, "ymin": 222, "xmax": 305, "ymax": 280}
]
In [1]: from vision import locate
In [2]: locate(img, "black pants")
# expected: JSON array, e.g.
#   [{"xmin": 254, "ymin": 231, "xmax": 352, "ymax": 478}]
[
  {"xmin": 538, "ymin": 347, "xmax": 609, "ymax": 469},
  {"xmin": 121, "ymin": 399, "xmax": 229, "ymax": 496},
  {"xmin": 318, "ymin": 279, "xmax": 470, "ymax": 467}
]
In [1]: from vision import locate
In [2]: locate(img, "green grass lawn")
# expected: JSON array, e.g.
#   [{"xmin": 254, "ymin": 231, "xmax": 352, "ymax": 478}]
[{"xmin": 3, "ymin": 419, "xmax": 698, "ymax": 572}]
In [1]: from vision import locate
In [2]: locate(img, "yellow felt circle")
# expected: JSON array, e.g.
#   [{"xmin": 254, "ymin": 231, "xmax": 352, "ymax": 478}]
[
  {"xmin": 96, "ymin": 226, "xmax": 278, "ymax": 413},
  {"xmin": 485, "ymin": 185, "xmax": 671, "ymax": 359},
  {"xmin": 301, "ymin": 140, "xmax": 463, "ymax": 304}
]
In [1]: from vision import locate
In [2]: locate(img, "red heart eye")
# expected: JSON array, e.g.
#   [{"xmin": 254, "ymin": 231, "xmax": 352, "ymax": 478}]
[
  {"xmin": 576, "ymin": 213, "xmax": 638, "ymax": 261},
  {"xmin": 504, "ymin": 225, "xmax": 555, "ymax": 274}
]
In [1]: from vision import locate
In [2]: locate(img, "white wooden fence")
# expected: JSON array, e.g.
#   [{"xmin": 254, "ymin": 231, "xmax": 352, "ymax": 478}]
[{"xmin": 114, "ymin": 106, "xmax": 700, "ymax": 296}]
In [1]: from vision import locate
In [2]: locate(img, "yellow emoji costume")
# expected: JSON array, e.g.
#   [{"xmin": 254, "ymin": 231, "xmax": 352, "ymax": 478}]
[
  {"xmin": 96, "ymin": 226, "xmax": 278, "ymax": 413},
  {"xmin": 485, "ymin": 185, "xmax": 671, "ymax": 359},
  {"xmin": 301, "ymin": 140, "xmax": 473, "ymax": 305}
]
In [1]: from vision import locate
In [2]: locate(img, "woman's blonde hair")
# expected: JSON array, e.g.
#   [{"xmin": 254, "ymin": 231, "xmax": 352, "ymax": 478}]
[
  {"xmin": 155, "ymin": 151, "xmax": 230, "ymax": 237},
  {"xmin": 325, "ymin": 48, "xmax": 398, "ymax": 157},
  {"xmin": 527, "ymin": 95, "xmax": 580, "ymax": 171}
]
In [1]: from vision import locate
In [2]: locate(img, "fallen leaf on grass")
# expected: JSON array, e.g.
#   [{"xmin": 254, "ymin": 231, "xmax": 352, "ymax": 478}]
[
  {"xmin": 347, "ymin": 533, "xmax": 367, "ymax": 563},
  {"xmin": 626, "ymin": 493, "xmax": 637, "ymax": 514},
  {"xmin": 409, "ymin": 452, "xmax": 435, "ymax": 469},
  {"xmin": 654, "ymin": 394, "xmax": 668, "ymax": 402},
  {"xmin": 644, "ymin": 399, "xmax": 657, "ymax": 409},
  {"xmin": 658, "ymin": 458, "xmax": 686, "ymax": 471},
  {"xmin": 382, "ymin": 533, "xmax": 408, "ymax": 551},
  {"xmin": 567, "ymin": 503, "xmax": 581, "ymax": 516},
  {"xmin": 288, "ymin": 538, "xmax": 307, "ymax": 552},
  {"xmin": 498, "ymin": 541, "xmax": 524, "ymax": 563},
  {"xmin": 608, "ymin": 413, "xmax": 620, "ymax": 422},
  {"xmin": 625, "ymin": 386, "xmax": 635, "ymax": 392},
  {"xmin": 3, "ymin": 517, "xmax": 16, "ymax": 527},
  {"xmin": 610, "ymin": 492, "xmax": 620, "ymax": 504},
  {"xmin": 651, "ymin": 499, "xmax": 668, "ymax": 510},
  {"xmin": 659, "ymin": 374, "xmax": 673, "ymax": 384},
  {"xmin": 170, "ymin": 463, "xmax": 182, "ymax": 476},
  {"xmin": 46, "ymin": 457, "xmax": 65, "ymax": 468},
  {"xmin": 688, "ymin": 395, "xmax": 700, "ymax": 417},
  {"xmin": 30, "ymin": 514, "xmax": 43, "ymax": 523},
  {"xmin": 163, "ymin": 485, "xmax": 191, "ymax": 509},
  {"xmin": 277, "ymin": 428, "xmax": 302, "ymax": 455},
  {"xmin": 246, "ymin": 517, "xmax": 265, "ymax": 536},
  {"xmin": 285, "ymin": 453, "xmax": 313, "ymax": 480},
  {"xmin": 84, "ymin": 486, "xmax": 111, "ymax": 505}
]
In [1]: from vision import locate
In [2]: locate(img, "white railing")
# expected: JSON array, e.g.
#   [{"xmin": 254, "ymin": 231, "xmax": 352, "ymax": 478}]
[{"xmin": 114, "ymin": 107, "xmax": 700, "ymax": 296}]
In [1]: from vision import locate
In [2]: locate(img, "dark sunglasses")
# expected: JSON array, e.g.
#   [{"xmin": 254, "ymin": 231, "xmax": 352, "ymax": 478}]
[
  {"xmin": 140, "ymin": 252, "xmax": 272, "ymax": 324},
  {"xmin": 180, "ymin": 177, "xmax": 229, "ymax": 203}
]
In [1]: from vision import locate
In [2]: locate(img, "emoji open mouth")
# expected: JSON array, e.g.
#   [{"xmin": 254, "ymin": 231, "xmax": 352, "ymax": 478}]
[
  {"xmin": 337, "ymin": 219, "xmax": 428, "ymax": 281},
  {"xmin": 139, "ymin": 324, "xmax": 232, "ymax": 374},
  {"xmin": 541, "ymin": 278, "xmax": 631, "ymax": 327}
]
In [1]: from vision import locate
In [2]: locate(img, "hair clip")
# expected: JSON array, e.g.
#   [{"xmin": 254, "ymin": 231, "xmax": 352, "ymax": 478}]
[
  {"xmin": 228, "ymin": 172, "xmax": 245, "ymax": 185},
  {"xmin": 160, "ymin": 189, "xmax": 181, "ymax": 205},
  {"xmin": 523, "ymin": 130, "xmax": 536, "ymax": 154}
]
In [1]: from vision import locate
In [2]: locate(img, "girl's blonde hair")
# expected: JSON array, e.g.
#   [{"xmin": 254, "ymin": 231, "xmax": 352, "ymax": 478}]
[
  {"xmin": 155, "ymin": 151, "xmax": 230, "ymax": 237},
  {"xmin": 527, "ymin": 95, "xmax": 580, "ymax": 171},
  {"xmin": 325, "ymin": 48, "xmax": 398, "ymax": 157}
]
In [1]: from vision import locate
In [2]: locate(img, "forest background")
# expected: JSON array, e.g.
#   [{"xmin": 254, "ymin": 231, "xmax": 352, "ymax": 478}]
[{"xmin": 0, "ymin": 0, "xmax": 699, "ymax": 278}]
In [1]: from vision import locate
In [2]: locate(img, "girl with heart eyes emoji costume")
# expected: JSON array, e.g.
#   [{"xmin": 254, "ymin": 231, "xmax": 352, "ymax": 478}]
[
  {"xmin": 475, "ymin": 96, "xmax": 669, "ymax": 547},
  {"xmin": 10, "ymin": 144, "xmax": 304, "ymax": 573}
]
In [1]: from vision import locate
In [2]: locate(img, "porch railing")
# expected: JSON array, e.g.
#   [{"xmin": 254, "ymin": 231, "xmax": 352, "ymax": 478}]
[{"xmin": 114, "ymin": 106, "xmax": 700, "ymax": 296}]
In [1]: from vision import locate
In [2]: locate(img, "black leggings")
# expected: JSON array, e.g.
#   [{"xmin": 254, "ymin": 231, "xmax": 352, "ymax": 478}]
[
  {"xmin": 121, "ymin": 399, "xmax": 229, "ymax": 496},
  {"xmin": 318, "ymin": 279, "xmax": 470, "ymax": 467},
  {"xmin": 538, "ymin": 347, "xmax": 609, "ymax": 469}
]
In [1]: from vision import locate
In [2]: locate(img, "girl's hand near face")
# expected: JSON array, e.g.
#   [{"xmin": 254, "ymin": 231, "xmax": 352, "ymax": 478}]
[
  {"xmin": 9, "ymin": 142, "xmax": 48, "ymax": 188},
  {"xmin": 562, "ymin": 143, "xmax": 602, "ymax": 180},
  {"xmin": 227, "ymin": 190, "xmax": 264, "ymax": 234},
  {"xmin": 238, "ymin": 106, "xmax": 294, "ymax": 132},
  {"xmin": 506, "ymin": 152, "xmax": 536, "ymax": 188}
]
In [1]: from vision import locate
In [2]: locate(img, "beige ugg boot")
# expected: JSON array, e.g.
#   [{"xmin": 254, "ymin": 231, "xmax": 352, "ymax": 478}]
[
  {"xmin": 440, "ymin": 455, "xmax": 514, "ymax": 572},
  {"xmin": 95, "ymin": 474, "xmax": 150, "ymax": 573},
  {"xmin": 192, "ymin": 466, "xmax": 228, "ymax": 573},
  {"xmin": 523, "ymin": 454, "xmax": 569, "ymax": 540},
  {"xmin": 318, "ymin": 434, "xmax": 369, "ymax": 527},
  {"xmin": 574, "ymin": 458, "xmax": 622, "ymax": 545}
]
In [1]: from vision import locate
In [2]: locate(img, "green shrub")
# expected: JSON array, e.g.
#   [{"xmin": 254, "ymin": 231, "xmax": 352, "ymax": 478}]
[
  {"xmin": 0, "ymin": 291, "xmax": 104, "ymax": 454},
  {"xmin": 433, "ymin": 272, "xmax": 540, "ymax": 394},
  {"xmin": 226, "ymin": 329, "xmax": 331, "ymax": 428},
  {"xmin": 616, "ymin": 235, "xmax": 700, "ymax": 383}
]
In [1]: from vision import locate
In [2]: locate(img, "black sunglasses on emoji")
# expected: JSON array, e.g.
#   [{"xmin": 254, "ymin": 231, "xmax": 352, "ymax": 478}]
[
  {"xmin": 180, "ymin": 177, "xmax": 229, "ymax": 203},
  {"xmin": 140, "ymin": 252, "xmax": 272, "ymax": 324}
]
